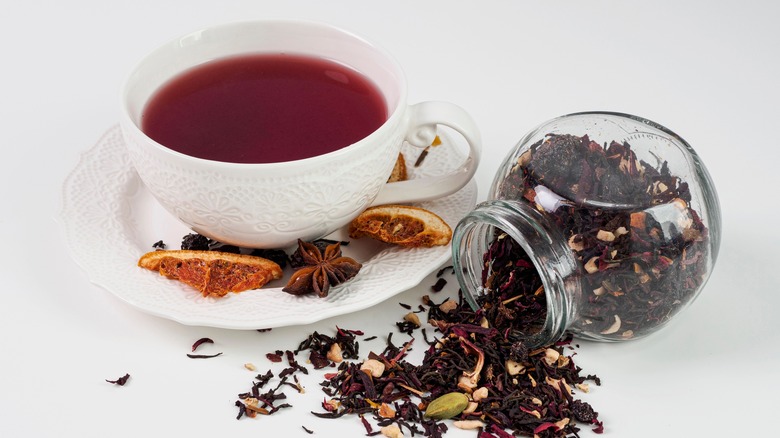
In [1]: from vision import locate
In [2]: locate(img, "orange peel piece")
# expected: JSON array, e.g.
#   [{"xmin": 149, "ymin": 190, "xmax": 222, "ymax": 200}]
[{"xmin": 387, "ymin": 153, "xmax": 408, "ymax": 183}]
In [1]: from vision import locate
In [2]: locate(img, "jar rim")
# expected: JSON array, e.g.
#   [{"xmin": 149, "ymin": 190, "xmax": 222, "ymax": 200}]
[{"xmin": 451, "ymin": 200, "xmax": 582, "ymax": 349}]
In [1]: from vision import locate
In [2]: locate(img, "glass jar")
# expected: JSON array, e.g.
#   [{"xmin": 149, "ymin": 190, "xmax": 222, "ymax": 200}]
[{"xmin": 452, "ymin": 112, "xmax": 721, "ymax": 348}]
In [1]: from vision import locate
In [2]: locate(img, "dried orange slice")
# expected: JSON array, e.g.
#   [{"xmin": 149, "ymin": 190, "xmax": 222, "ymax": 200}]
[
  {"xmin": 348, "ymin": 205, "xmax": 452, "ymax": 248},
  {"xmin": 387, "ymin": 153, "xmax": 408, "ymax": 183},
  {"xmin": 138, "ymin": 250, "xmax": 283, "ymax": 297}
]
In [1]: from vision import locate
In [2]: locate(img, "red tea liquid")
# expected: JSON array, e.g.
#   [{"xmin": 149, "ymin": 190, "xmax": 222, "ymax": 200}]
[{"xmin": 141, "ymin": 53, "xmax": 388, "ymax": 163}]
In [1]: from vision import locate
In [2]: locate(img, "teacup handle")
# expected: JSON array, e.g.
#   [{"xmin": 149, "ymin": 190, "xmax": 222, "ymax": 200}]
[{"xmin": 371, "ymin": 101, "xmax": 482, "ymax": 206}]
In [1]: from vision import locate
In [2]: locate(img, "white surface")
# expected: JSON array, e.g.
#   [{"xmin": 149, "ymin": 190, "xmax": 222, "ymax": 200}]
[
  {"xmin": 60, "ymin": 126, "xmax": 476, "ymax": 328},
  {"xmin": 2, "ymin": 1, "xmax": 778, "ymax": 437}
]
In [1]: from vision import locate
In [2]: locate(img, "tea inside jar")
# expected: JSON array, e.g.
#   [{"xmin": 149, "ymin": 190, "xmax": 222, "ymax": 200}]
[
  {"xmin": 141, "ymin": 53, "xmax": 388, "ymax": 163},
  {"xmin": 488, "ymin": 133, "xmax": 710, "ymax": 341}
]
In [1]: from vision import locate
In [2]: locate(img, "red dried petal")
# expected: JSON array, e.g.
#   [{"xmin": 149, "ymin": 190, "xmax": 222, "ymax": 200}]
[
  {"xmin": 105, "ymin": 373, "xmax": 130, "ymax": 386},
  {"xmin": 191, "ymin": 337, "xmax": 214, "ymax": 352},
  {"xmin": 533, "ymin": 422, "xmax": 560, "ymax": 434}
]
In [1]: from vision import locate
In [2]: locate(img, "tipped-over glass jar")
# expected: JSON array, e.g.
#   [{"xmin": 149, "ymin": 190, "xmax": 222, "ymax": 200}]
[{"xmin": 452, "ymin": 112, "xmax": 721, "ymax": 348}]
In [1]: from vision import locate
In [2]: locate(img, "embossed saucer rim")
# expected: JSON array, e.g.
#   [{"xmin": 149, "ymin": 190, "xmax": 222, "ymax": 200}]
[{"xmin": 59, "ymin": 125, "xmax": 478, "ymax": 329}]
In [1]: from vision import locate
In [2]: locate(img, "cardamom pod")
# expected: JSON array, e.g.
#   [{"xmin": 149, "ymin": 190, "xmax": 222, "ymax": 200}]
[{"xmin": 423, "ymin": 392, "xmax": 469, "ymax": 419}]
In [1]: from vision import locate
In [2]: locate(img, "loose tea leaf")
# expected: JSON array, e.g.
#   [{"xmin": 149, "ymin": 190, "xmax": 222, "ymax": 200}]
[
  {"xmin": 236, "ymin": 373, "xmax": 294, "ymax": 418},
  {"xmin": 105, "ymin": 373, "xmax": 130, "ymax": 386},
  {"xmin": 294, "ymin": 327, "xmax": 361, "ymax": 369},
  {"xmin": 181, "ymin": 233, "xmax": 212, "ymax": 251},
  {"xmin": 191, "ymin": 337, "xmax": 214, "ymax": 352},
  {"xmin": 436, "ymin": 266, "xmax": 455, "ymax": 277},
  {"xmin": 250, "ymin": 248, "xmax": 289, "ymax": 269},
  {"xmin": 187, "ymin": 352, "xmax": 223, "ymax": 359},
  {"xmin": 431, "ymin": 278, "xmax": 447, "ymax": 292}
]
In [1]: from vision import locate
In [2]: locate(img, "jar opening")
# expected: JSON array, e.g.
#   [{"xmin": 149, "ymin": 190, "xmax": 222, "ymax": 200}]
[
  {"xmin": 478, "ymin": 229, "xmax": 547, "ymax": 338},
  {"xmin": 452, "ymin": 200, "xmax": 581, "ymax": 349}
]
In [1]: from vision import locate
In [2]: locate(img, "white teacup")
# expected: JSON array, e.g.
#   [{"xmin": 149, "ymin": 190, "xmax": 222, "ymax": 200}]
[{"xmin": 120, "ymin": 20, "xmax": 481, "ymax": 249}]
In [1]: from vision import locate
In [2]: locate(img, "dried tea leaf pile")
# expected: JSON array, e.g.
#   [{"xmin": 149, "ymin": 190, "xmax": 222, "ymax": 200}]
[{"xmin": 308, "ymin": 293, "xmax": 603, "ymax": 438}]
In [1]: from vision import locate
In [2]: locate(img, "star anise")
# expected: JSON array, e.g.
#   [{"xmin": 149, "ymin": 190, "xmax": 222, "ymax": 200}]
[{"xmin": 282, "ymin": 240, "xmax": 362, "ymax": 297}]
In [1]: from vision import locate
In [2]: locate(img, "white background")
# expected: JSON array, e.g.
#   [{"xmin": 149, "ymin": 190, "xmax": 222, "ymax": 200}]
[{"xmin": 2, "ymin": 1, "xmax": 779, "ymax": 437}]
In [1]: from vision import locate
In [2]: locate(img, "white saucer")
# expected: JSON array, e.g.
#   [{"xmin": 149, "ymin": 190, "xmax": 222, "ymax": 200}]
[{"xmin": 60, "ymin": 126, "xmax": 478, "ymax": 329}]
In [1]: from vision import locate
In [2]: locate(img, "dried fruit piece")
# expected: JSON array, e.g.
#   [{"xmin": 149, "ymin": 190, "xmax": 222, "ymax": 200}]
[
  {"xmin": 472, "ymin": 387, "xmax": 489, "ymax": 401},
  {"xmin": 462, "ymin": 401, "xmax": 478, "ymax": 415},
  {"xmin": 543, "ymin": 348, "xmax": 561, "ymax": 366},
  {"xmin": 326, "ymin": 343, "xmax": 343, "ymax": 363},
  {"xmin": 403, "ymin": 312, "xmax": 421, "ymax": 327},
  {"xmin": 387, "ymin": 152, "xmax": 408, "ymax": 183},
  {"xmin": 505, "ymin": 359, "xmax": 525, "ymax": 376},
  {"xmin": 378, "ymin": 402, "xmax": 396, "ymax": 419},
  {"xmin": 138, "ymin": 250, "xmax": 282, "ymax": 297},
  {"xmin": 453, "ymin": 420, "xmax": 486, "ymax": 430},
  {"xmin": 360, "ymin": 359, "xmax": 386, "ymax": 378},
  {"xmin": 380, "ymin": 424, "xmax": 404, "ymax": 438},
  {"xmin": 348, "ymin": 205, "xmax": 452, "ymax": 248},
  {"xmin": 439, "ymin": 300, "xmax": 458, "ymax": 314}
]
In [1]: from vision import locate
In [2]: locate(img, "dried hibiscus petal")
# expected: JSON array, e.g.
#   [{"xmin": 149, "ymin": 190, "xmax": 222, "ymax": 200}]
[
  {"xmin": 105, "ymin": 373, "xmax": 130, "ymax": 386},
  {"xmin": 266, "ymin": 350, "xmax": 283, "ymax": 363},
  {"xmin": 191, "ymin": 337, "xmax": 214, "ymax": 352}
]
